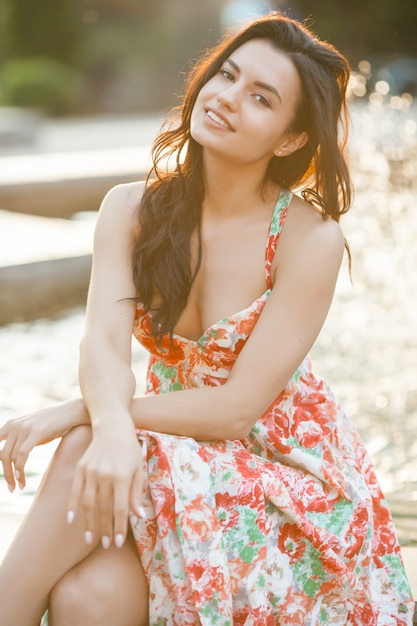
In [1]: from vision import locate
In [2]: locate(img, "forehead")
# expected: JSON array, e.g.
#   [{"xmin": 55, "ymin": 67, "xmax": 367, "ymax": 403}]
[{"xmin": 226, "ymin": 38, "xmax": 299, "ymax": 86}]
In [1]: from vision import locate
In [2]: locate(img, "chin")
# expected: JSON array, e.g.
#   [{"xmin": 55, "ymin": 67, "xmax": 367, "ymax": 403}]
[{"xmin": 189, "ymin": 125, "xmax": 217, "ymax": 152}]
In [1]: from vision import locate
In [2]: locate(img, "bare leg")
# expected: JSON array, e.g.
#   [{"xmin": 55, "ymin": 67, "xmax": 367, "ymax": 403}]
[
  {"xmin": 49, "ymin": 528, "xmax": 148, "ymax": 626},
  {"xmin": 0, "ymin": 426, "xmax": 147, "ymax": 626}
]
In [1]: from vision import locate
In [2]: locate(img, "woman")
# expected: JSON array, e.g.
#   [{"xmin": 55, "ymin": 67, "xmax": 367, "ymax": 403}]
[{"xmin": 0, "ymin": 13, "xmax": 414, "ymax": 625}]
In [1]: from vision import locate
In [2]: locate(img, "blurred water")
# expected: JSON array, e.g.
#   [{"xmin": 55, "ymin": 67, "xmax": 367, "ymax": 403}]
[
  {"xmin": 0, "ymin": 101, "xmax": 416, "ymax": 544},
  {"xmin": 0, "ymin": 310, "xmax": 149, "ymax": 541}
]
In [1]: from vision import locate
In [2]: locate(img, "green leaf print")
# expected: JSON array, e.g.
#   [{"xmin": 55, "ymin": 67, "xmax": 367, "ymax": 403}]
[
  {"xmin": 306, "ymin": 496, "xmax": 354, "ymax": 534},
  {"xmin": 222, "ymin": 506, "xmax": 265, "ymax": 563},
  {"xmin": 293, "ymin": 541, "xmax": 328, "ymax": 597},
  {"xmin": 381, "ymin": 554, "xmax": 413, "ymax": 597},
  {"xmin": 240, "ymin": 507, "xmax": 265, "ymax": 544},
  {"xmin": 201, "ymin": 597, "xmax": 232, "ymax": 624},
  {"xmin": 240, "ymin": 544, "xmax": 259, "ymax": 564},
  {"xmin": 153, "ymin": 362, "xmax": 182, "ymax": 392}
]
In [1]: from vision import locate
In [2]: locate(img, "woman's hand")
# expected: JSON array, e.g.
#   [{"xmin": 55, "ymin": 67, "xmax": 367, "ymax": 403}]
[
  {"xmin": 67, "ymin": 421, "xmax": 145, "ymax": 550},
  {"xmin": 0, "ymin": 398, "xmax": 89, "ymax": 493}
]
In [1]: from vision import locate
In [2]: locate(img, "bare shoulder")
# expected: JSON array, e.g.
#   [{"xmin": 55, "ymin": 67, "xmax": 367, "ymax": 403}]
[
  {"xmin": 271, "ymin": 192, "xmax": 345, "ymax": 289},
  {"xmin": 95, "ymin": 181, "xmax": 145, "ymax": 241},
  {"xmin": 283, "ymin": 193, "xmax": 344, "ymax": 261}
]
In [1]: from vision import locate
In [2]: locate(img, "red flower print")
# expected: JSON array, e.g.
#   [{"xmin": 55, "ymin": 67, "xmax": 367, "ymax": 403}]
[
  {"xmin": 128, "ymin": 190, "xmax": 412, "ymax": 622},
  {"xmin": 372, "ymin": 496, "xmax": 398, "ymax": 556},
  {"xmin": 180, "ymin": 496, "xmax": 218, "ymax": 543},
  {"xmin": 344, "ymin": 502, "xmax": 371, "ymax": 558},
  {"xmin": 278, "ymin": 523, "xmax": 306, "ymax": 563},
  {"xmin": 296, "ymin": 477, "xmax": 341, "ymax": 513},
  {"xmin": 295, "ymin": 418, "xmax": 324, "ymax": 449}
]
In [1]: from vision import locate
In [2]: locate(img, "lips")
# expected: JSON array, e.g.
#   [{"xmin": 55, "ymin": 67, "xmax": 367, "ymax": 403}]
[{"xmin": 205, "ymin": 108, "xmax": 234, "ymax": 131}]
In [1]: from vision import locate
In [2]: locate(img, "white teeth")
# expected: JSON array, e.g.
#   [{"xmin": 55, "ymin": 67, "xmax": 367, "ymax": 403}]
[{"xmin": 207, "ymin": 110, "xmax": 230, "ymax": 129}]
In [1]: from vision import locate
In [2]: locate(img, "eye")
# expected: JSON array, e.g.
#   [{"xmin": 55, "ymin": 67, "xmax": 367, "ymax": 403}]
[
  {"xmin": 253, "ymin": 93, "xmax": 271, "ymax": 108},
  {"xmin": 219, "ymin": 68, "xmax": 234, "ymax": 82}
]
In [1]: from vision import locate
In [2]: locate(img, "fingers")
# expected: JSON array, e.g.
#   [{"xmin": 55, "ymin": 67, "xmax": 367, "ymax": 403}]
[
  {"xmin": 98, "ymin": 475, "xmax": 115, "ymax": 549},
  {"xmin": 67, "ymin": 462, "xmax": 145, "ymax": 550},
  {"xmin": 129, "ymin": 467, "xmax": 145, "ymax": 521},
  {"xmin": 0, "ymin": 425, "xmax": 28, "ymax": 491},
  {"xmin": 67, "ymin": 466, "xmax": 131, "ymax": 549},
  {"xmin": 11, "ymin": 436, "xmax": 34, "ymax": 490},
  {"xmin": 0, "ymin": 419, "xmax": 39, "ymax": 492},
  {"xmin": 67, "ymin": 462, "xmax": 85, "ymax": 532},
  {"xmin": 112, "ymin": 476, "xmax": 131, "ymax": 548},
  {"xmin": 0, "ymin": 429, "xmax": 18, "ymax": 491}
]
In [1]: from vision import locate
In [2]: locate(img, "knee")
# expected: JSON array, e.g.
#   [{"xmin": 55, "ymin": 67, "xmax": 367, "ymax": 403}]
[{"xmin": 49, "ymin": 566, "xmax": 112, "ymax": 624}]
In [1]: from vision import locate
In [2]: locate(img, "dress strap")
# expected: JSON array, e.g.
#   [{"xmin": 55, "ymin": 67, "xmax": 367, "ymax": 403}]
[{"xmin": 265, "ymin": 190, "xmax": 293, "ymax": 289}]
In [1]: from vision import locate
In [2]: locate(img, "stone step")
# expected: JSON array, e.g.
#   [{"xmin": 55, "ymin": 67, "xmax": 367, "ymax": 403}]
[
  {"xmin": 0, "ymin": 146, "xmax": 149, "ymax": 218},
  {"xmin": 0, "ymin": 209, "xmax": 95, "ymax": 324}
]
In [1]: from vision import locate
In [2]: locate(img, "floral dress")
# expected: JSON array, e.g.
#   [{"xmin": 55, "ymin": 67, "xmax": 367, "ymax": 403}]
[{"xmin": 130, "ymin": 190, "xmax": 414, "ymax": 625}]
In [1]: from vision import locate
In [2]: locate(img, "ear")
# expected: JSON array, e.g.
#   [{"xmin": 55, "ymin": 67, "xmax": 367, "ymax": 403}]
[{"xmin": 274, "ymin": 131, "xmax": 308, "ymax": 157}]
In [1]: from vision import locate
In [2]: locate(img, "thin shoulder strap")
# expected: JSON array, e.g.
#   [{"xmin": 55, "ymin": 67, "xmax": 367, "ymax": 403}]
[{"xmin": 265, "ymin": 190, "xmax": 293, "ymax": 289}]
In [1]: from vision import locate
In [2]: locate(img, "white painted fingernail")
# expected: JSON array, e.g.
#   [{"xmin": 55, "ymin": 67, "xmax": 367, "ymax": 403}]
[
  {"xmin": 115, "ymin": 534, "xmax": 124, "ymax": 548},
  {"xmin": 7, "ymin": 483, "xmax": 14, "ymax": 494},
  {"xmin": 138, "ymin": 506, "xmax": 146, "ymax": 519},
  {"xmin": 67, "ymin": 510, "xmax": 74, "ymax": 524},
  {"xmin": 101, "ymin": 536, "xmax": 110, "ymax": 550},
  {"xmin": 14, "ymin": 470, "xmax": 20, "ymax": 480},
  {"xmin": 85, "ymin": 531, "xmax": 93, "ymax": 545}
]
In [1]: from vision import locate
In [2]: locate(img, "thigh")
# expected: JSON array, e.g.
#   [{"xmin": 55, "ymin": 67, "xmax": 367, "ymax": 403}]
[{"xmin": 49, "ymin": 528, "xmax": 148, "ymax": 626}]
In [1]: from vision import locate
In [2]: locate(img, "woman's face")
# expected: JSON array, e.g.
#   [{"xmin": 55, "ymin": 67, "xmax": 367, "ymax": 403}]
[{"xmin": 190, "ymin": 38, "xmax": 305, "ymax": 167}]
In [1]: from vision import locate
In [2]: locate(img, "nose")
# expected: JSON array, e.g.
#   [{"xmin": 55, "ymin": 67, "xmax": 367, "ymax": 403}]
[{"xmin": 217, "ymin": 85, "xmax": 238, "ymax": 110}]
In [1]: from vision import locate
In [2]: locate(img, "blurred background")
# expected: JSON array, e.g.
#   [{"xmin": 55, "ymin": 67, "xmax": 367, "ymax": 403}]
[
  {"xmin": 0, "ymin": 0, "xmax": 416, "ymax": 116},
  {"xmin": 0, "ymin": 0, "xmax": 416, "ymax": 571}
]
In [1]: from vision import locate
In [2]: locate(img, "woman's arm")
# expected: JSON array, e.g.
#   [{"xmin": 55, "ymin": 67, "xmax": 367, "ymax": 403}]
[
  {"xmin": 1, "ymin": 186, "xmax": 343, "ymax": 544},
  {"xmin": 67, "ymin": 181, "xmax": 147, "ymax": 548},
  {"xmin": 129, "ymin": 205, "xmax": 345, "ymax": 440},
  {"xmin": 0, "ymin": 398, "xmax": 89, "ymax": 491}
]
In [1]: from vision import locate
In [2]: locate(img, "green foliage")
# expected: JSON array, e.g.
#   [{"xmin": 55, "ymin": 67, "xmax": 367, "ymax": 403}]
[
  {"xmin": 296, "ymin": 0, "xmax": 417, "ymax": 63},
  {"xmin": 0, "ymin": 1, "xmax": 12, "ymax": 61},
  {"xmin": 0, "ymin": 1, "xmax": 415, "ymax": 115},
  {"xmin": 2, "ymin": 0, "xmax": 83, "ymax": 65},
  {"xmin": 0, "ymin": 57, "xmax": 83, "ymax": 115}
]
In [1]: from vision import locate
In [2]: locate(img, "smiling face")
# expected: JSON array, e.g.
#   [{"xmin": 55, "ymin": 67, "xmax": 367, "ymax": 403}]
[{"xmin": 190, "ymin": 39, "xmax": 307, "ymax": 168}]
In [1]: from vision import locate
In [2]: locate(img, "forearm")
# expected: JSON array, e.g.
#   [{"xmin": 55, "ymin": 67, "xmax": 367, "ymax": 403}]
[
  {"xmin": 130, "ymin": 382, "xmax": 256, "ymax": 440},
  {"xmin": 79, "ymin": 338, "xmax": 136, "ymax": 434}
]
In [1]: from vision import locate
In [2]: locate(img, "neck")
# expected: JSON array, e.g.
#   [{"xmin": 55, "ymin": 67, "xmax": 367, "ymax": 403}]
[{"xmin": 201, "ymin": 152, "xmax": 278, "ymax": 218}]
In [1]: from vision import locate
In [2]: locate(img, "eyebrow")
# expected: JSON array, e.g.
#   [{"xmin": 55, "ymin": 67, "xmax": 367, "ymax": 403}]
[{"xmin": 225, "ymin": 58, "xmax": 282, "ymax": 103}]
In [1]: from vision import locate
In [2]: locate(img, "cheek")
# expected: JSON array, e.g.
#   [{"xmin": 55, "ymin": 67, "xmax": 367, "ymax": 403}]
[
  {"xmin": 194, "ymin": 80, "xmax": 214, "ymax": 103},
  {"xmin": 190, "ymin": 84, "xmax": 210, "ymax": 121},
  {"xmin": 247, "ymin": 117, "xmax": 285, "ymax": 150}
]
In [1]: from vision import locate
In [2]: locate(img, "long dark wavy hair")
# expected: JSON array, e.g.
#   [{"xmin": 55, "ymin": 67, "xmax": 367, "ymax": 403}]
[{"xmin": 132, "ymin": 12, "xmax": 352, "ymax": 342}]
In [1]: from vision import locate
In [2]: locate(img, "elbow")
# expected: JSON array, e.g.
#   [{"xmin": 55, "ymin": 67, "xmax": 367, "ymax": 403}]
[
  {"xmin": 232, "ymin": 413, "xmax": 258, "ymax": 440},
  {"xmin": 78, "ymin": 334, "xmax": 88, "ymax": 357},
  {"xmin": 78, "ymin": 334, "xmax": 94, "ymax": 370},
  {"xmin": 78, "ymin": 335, "xmax": 88, "ymax": 368},
  {"xmin": 228, "ymin": 424, "xmax": 253, "ymax": 441},
  {"xmin": 214, "ymin": 385, "xmax": 261, "ymax": 440},
  {"xmin": 79, "ymin": 331, "xmax": 96, "ymax": 355},
  {"xmin": 221, "ymin": 415, "xmax": 256, "ymax": 441}
]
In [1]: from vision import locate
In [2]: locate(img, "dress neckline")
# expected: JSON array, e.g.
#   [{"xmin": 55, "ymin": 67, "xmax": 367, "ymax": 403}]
[{"xmin": 167, "ymin": 189, "xmax": 293, "ymax": 345}]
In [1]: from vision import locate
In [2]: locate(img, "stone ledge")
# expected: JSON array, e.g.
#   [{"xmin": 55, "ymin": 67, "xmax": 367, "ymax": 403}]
[
  {"xmin": 0, "ymin": 174, "xmax": 139, "ymax": 219},
  {"xmin": 0, "ymin": 255, "xmax": 91, "ymax": 325},
  {"xmin": 0, "ymin": 144, "xmax": 150, "ymax": 218}
]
